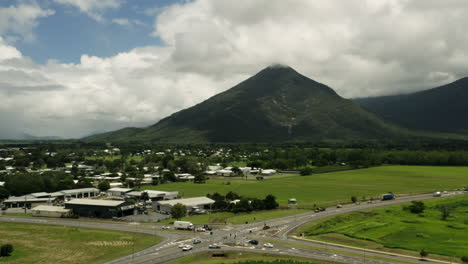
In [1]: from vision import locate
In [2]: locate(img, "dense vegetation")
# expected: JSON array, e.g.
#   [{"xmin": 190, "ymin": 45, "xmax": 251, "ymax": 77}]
[
  {"xmin": 356, "ymin": 77, "xmax": 468, "ymax": 134},
  {"xmin": 297, "ymin": 196, "xmax": 468, "ymax": 257},
  {"xmin": 207, "ymin": 192, "xmax": 278, "ymax": 213}
]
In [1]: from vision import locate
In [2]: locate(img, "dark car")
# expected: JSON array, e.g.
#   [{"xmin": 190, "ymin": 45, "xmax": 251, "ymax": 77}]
[
  {"xmin": 192, "ymin": 239, "xmax": 201, "ymax": 244},
  {"xmin": 203, "ymin": 224, "xmax": 212, "ymax": 231},
  {"xmin": 248, "ymin": 240, "xmax": 259, "ymax": 245},
  {"xmin": 319, "ymin": 207, "xmax": 326, "ymax": 211}
]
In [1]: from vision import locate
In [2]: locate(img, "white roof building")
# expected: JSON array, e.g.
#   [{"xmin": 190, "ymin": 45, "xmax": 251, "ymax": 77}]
[{"xmin": 153, "ymin": 197, "xmax": 215, "ymax": 214}]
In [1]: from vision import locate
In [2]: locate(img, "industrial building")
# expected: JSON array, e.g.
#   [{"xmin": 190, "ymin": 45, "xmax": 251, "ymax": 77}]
[
  {"xmin": 107, "ymin": 187, "xmax": 133, "ymax": 197},
  {"xmin": 126, "ymin": 190, "xmax": 178, "ymax": 201},
  {"xmin": 153, "ymin": 197, "xmax": 215, "ymax": 214},
  {"xmin": 31, "ymin": 205, "xmax": 71, "ymax": 218},
  {"xmin": 3, "ymin": 195, "xmax": 52, "ymax": 209},
  {"xmin": 61, "ymin": 188, "xmax": 100, "ymax": 199},
  {"xmin": 65, "ymin": 199, "xmax": 135, "ymax": 218}
]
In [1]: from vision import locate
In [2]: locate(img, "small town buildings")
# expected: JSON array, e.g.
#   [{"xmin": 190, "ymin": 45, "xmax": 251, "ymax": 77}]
[
  {"xmin": 3, "ymin": 195, "xmax": 53, "ymax": 209},
  {"xmin": 176, "ymin": 173, "xmax": 195, "ymax": 181},
  {"xmin": 107, "ymin": 187, "xmax": 133, "ymax": 197},
  {"xmin": 153, "ymin": 197, "xmax": 215, "ymax": 214},
  {"xmin": 216, "ymin": 169, "xmax": 234, "ymax": 177},
  {"xmin": 261, "ymin": 169, "xmax": 277, "ymax": 176},
  {"xmin": 31, "ymin": 205, "xmax": 71, "ymax": 218},
  {"xmin": 65, "ymin": 199, "xmax": 135, "ymax": 218},
  {"xmin": 126, "ymin": 190, "xmax": 178, "ymax": 201},
  {"xmin": 61, "ymin": 188, "xmax": 99, "ymax": 199}
]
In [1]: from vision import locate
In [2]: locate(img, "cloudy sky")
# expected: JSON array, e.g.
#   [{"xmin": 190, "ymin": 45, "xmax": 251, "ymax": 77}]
[{"xmin": 1, "ymin": 0, "xmax": 468, "ymax": 139}]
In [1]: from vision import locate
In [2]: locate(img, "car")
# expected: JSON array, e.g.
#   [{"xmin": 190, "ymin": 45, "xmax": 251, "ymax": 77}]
[
  {"xmin": 367, "ymin": 200, "xmax": 373, "ymax": 204},
  {"xmin": 319, "ymin": 207, "xmax": 326, "ymax": 211},
  {"xmin": 262, "ymin": 225, "xmax": 270, "ymax": 230},
  {"xmin": 161, "ymin": 226, "xmax": 171, "ymax": 229},
  {"xmin": 182, "ymin": 245, "xmax": 193, "ymax": 251},
  {"xmin": 336, "ymin": 204, "xmax": 343, "ymax": 208},
  {"xmin": 355, "ymin": 202, "xmax": 361, "ymax": 205},
  {"xmin": 314, "ymin": 209, "xmax": 320, "ymax": 213},
  {"xmin": 263, "ymin": 243, "xmax": 274, "ymax": 248},
  {"xmin": 178, "ymin": 243, "xmax": 188, "ymax": 248},
  {"xmin": 248, "ymin": 240, "xmax": 259, "ymax": 245},
  {"xmin": 195, "ymin": 227, "xmax": 206, "ymax": 232},
  {"xmin": 192, "ymin": 239, "xmax": 201, "ymax": 244},
  {"xmin": 208, "ymin": 244, "xmax": 221, "ymax": 249},
  {"xmin": 203, "ymin": 224, "xmax": 212, "ymax": 231}
]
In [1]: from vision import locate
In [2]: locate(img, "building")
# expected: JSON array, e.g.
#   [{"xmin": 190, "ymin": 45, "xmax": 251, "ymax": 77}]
[
  {"xmin": 261, "ymin": 169, "xmax": 277, "ymax": 176},
  {"xmin": 107, "ymin": 187, "xmax": 133, "ymax": 197},
  {"xmin": 31, "ymin": 205, "xmax": 71, "ymax": 218},
  {"xmin": 153, "ymin": 197, "xmax": 215, "ymax": 214},
  {"xmin": 126, "ymin": 190, "xmax": 178, "ymax": 201},
  {"xmin": 65, "ymin": 199, "xmax": 135, "ymax": 218},
  {"xmin": 3, "ymin": 195, "xmax": 53, "ymax": 209},
  {"xmin": 61, "ymin": 188, "xmax": 99, "ymax": 199},
  {"xmin": 216, "ymin": 169, "xmax": 234, "ymax": 177}
]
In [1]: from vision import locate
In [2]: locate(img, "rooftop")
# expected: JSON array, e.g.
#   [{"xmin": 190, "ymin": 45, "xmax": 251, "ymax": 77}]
[
  {"xmin": 65, "ymin": 199, "xmax": 125, "ymax": 207},
  {"xmin": 32, "ymin": 205, "xmax": 70, "ymax": 213},
  {"xmin": 156, "ymin": 197, "xmax": 215, "ymax": 207},
  {"xmin": 61, "ymin": 188, "xmax": 99, "ymax": 194},
  {"xmin": 108, "ymin": 187, "xmax": 133, "ymax": 193}
]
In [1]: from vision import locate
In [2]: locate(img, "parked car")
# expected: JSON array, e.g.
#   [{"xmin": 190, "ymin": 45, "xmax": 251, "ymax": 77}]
[
  {"xmin": 182, "ymin": 245, "xmax": 193, "ymax": 251},
  {"xmin": 248, "ymin": 240, "xmax": 259, "ymax": 245},
  {"xmin": 208, "ymin": 244, "xmax": 221, "ymax": 249},
  {"xmin": 192, "ymin": 239, "xmax": 201, "ymax": 244},
  {"xmin": 263, "ymin": 243, "xmax": 274, "ymax": 248}
]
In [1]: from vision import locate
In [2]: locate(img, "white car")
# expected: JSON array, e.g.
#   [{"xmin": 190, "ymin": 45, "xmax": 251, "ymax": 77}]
[
  {"xmin": 182, "ymin": 245, "xmax": 193, "ymax": 251},
  {"xmin": 162, "ymin": 226, "xmax": 171, "ymax": 229},
  {"xmin": 263, "ymin": 243, "xmax": 274, "ymax": 248},
  {"xmin": 178, "ymin": 244, "xmax": 188, "ymax": 248}
]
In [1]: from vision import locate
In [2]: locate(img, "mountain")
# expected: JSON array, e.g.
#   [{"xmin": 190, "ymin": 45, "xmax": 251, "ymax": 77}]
[
  {"xmin": 86, "ymin": 65, "xmax": 405, "ymax": 143},
  {"xmin": 355, "ymin": 77, "xmax": 468, "ymax": 134}
]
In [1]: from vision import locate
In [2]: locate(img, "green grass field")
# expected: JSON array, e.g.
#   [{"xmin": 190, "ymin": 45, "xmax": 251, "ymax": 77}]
[
  {"xmin": 145, "ymin": 165, "xmax": 468, "ymax": 207},
  {"xmin": 158, "ymin": 209, "xmax": 308, "ymax": 225},
  {"xmin": 0, "ymin": 222, "xmax": 160, "ymax": 264},
  {"xmin": 296, "ymin": 195, "xmax": 468, "ymax": 258},
  {"xmin": 165, "ymin": 251, "xmax": 326, "ymax": 264}
]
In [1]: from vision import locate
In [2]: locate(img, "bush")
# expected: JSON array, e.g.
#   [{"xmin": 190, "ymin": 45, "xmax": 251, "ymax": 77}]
[
  {"xmin": 0, "ymin": 244, "xmax": 13, "ymax": 257},
  {"xmin": 461, "ymin": 256, "xmax": 468, "ymax": 263}
]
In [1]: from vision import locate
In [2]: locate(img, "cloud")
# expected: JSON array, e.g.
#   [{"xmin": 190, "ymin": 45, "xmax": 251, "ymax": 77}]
[
  {"xmin": 2, "ymin": 0, "xmax": 468, "ymax": 138},
  {"xmin": 54, "ymin": 0, "xmax": 121, "ymax": 22},
  {"xmin": 0, "ymin": 1, "xmax": 54, "ymax": 42},
  {"xmin": 112, "ymin": 18, "xmax": 144, "ymax": 27}
]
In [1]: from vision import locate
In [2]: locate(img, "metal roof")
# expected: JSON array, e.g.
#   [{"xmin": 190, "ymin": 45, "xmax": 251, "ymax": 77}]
[
  {"xmin": 60, "ymin": 188, "xmax": 99, "ymax": 194},
  {"xmin": 108, "ymin": 188, "xmax": 133, "ymax": 193},
  {"xmin": 156, "ymin": 197, "xmax": 215, "ymax": 207},
  {"xmin": 31, "ymin": 205, "xmax": 70, "ymax": 213},
  {"xmin": 65, "ymin": 199, "xmax": 126, "ymax": 207}
]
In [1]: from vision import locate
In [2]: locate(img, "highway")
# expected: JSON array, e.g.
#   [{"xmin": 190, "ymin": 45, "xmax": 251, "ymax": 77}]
[{"xmin": 1, "ymin": 191, "xmax": 466, "ymax": 264}]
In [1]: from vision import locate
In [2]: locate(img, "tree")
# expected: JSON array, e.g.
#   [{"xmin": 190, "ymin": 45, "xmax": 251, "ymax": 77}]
[
  {"xmin": 438, "ymin": 205, "xmax": 451, "ymax": 220},
  {"xmin": 0, "ymin": 186, "xmax": 9, "ymax": 200},
  {"xmin": 407, "ymin": 201, "xmax": 426, "ymax": 214},
  {"xmin": 226, "ymin": 191, "xmax": 240, "ymax": 201},
  {"xmin": 300, "ymin": 167, "xmax": 313, "ymax": 176},
  {"xmin": 419, "ymin": 249, "xmax": 428, "ymax": 259},
  {"xmin": 98, "ymin": 181, "xmax": 110, "ymax": 192},
  {"xmin": 0, "ymin": 244, "xmax": 13, "ymax": 257},
  {"xmin": 194, "ymin": 173, "xmax": 206, "ymax": 184},
  {"xmin": 140, "ymin": 191, "xmax": 150, "ymax": 201},
  {"xmin": 263, "ymin": 194, "xmax": 278, "ymax": 210},
  {"xmin": 351, "ymin": 196, "xmax": 357, "ymax": 203},
  {"xmin": 171, "ymin": 203, "xmax": 187, "ymax": 220},
  {"xmin": 461, "ymin": 256, "xmax": 468, "ymax": 263}
]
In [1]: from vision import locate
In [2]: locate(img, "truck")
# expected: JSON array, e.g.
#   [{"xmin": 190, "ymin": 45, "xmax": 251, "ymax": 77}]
[
  {"xmin": 381, "ymin": 193, "xmax": 395, "ymax": 201},
  {"xmin": 174, "ymin": 221, "xmax": 194, "ymax": 230}
]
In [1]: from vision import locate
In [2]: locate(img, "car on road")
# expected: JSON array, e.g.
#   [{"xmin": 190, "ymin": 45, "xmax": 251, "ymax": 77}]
[
  {"xmin": 195, "ymin": 227, "xmax": 206, "ymax": 232},
  {"xmin": 319, "ymin": 207, "xmax": 326, "ymax": 211},
  {"xmin": 263, "ymin": 243, "xmax": 274, "ymax": 248},
  {"xmin": 355, "ymin": 202, "xmax": 361, "ymax": 205},
  {"xmin": 248, "ymin": 240, "xmax": 259, "ymax": 245},
  {"xmin": 178, "ymin": 243, "xmax": 189, "ymax": 248},
  {"xmin": 336, "ymin": 204, "xmax": 343, "ymax": 208},
  {"xmin": 182, "ymin": 245, "xmax": 193, "ymax": 251},
  {"xmin": 162, "ymin": 226, "xmax": 171, "ymax": 229},
  {"xmin": 192, "ymin": 239, "xmax": 201, "ymax": 244},
  {"xmin": 208, "ymin": 244, "xmax": 221, "ymax": 249}
]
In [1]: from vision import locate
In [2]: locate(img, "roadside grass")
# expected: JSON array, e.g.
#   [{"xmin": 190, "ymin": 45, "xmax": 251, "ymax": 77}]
[
  {"xmin": 0, "ymin": 222, "xmax": 160, "ymax": 264},
  {"xmin": 157, "ymin": 209, "xmax": 309, "ymax": 225},
  {"xmin": 165, "ymin": 251, "xmax": 326, "ymax": 264},
  {"xmin": 296, "ymin": 195, "xmax": 468, "ymax": 259},
  {"xmin": 145, "ymin": 165, "xmax": 468, "ymax": 207}
]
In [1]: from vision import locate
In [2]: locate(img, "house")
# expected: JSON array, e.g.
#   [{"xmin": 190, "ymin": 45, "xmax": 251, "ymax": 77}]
[
  {"xmin": 65, "ymin": 199, "xmax": 135, "ymax": 218},
  {"xmin": 176, "ymin": 173, "xmax": 195, "ymax": 181},
  {"xmin": 31, "ymin": 205, "xmax": 71, "ymax": 218},
  {"xmin": 261, "ymin": 169, "xmax": 277, "ymax": 176},
  {"xmin": 207, "ymin": 165, "xmax": 223, "ymax": 171},
  {"xmin": 107, "ymin": 187, "xmax": 133, "ymax": 197},
  {"xmin": 216, "ymin": 169, "xmax": 233, "ymax": 177},
  {"xmin": 153, "ymin": 197, "xmax": 215, "ymax": 214}
]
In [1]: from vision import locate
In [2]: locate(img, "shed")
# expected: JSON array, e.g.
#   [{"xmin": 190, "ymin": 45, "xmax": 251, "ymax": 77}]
[
  {"xmin": 153, "ymin": 197, "xmax": 215, "ymax": 214},
  {"xmin": 65, "ymin": 199, "xmax": 134, "ymax": 218},
  {"xmin": 107, "ymin": 187, "xmax": 133, "ymax": 197},
  {"xmin": 31, "ymin": 205, "xmax": 71, "ymax": 218}
]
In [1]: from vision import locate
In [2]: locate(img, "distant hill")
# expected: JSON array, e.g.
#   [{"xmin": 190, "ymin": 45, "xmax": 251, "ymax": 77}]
[
  {"xmin": 86, "ymin": 65, "xmax": 406, "ymax": 143},
  {"xmin": 355, "ymin": 77, "xmax": 468, "ymax": 134}
]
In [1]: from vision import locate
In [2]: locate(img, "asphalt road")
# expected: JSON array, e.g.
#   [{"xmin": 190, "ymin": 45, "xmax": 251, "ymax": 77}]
[{"xmin": 1, "ymin": 191, "xmax": 466, "ymax": 264}]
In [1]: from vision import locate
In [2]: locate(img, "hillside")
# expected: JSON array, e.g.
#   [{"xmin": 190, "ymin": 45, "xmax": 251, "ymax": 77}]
[
  {"xmin": 355, "ymin": 77, "xmax": 468, "ymax": 134},
  {"xmin": 86, "ymin": 65, "xmax": 405, "ymax": 143}
]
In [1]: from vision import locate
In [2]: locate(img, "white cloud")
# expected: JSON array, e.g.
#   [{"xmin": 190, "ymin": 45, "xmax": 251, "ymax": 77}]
[
  {"xmin": 112, "ymin": 18, "xmax": 144, "ymax": 27},
  {"xmin": 54, "ymin": 0, "xmax": 121, "ymax": 22},
  {"xmin": 0, "ymin": 1, "xmax": 54, "ymax": 42},
  {"xmin": 2, "ymin": 0, "xmax": 468, "ymax": 138}
]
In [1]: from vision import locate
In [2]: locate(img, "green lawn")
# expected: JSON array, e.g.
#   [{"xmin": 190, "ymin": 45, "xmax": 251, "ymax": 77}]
[
  {"xmin": 145, "ymin": 165, "xmax": 468, "ymax": 207},
  {"xmin": 166, "ymin": 251, "xmax": 326, "ymax": 264},
  {"xmin": 296, "ymin": 195, "xmax": 468, "ymax": 258},
  {"xmin": 0, "ymin": 222, "xmax": 160, "ymax": 264},
  {"xmin": 158, "ymin": 209, "xmax": 308, "ymax": 225}
]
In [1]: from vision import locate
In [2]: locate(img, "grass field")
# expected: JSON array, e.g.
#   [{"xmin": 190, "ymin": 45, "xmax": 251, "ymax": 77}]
[
  {"xmin": 0, "ymin": 222, "xmax": 160, "ymax": 264},
  {"xmin": 157, "ymin": 209, "xmax": 309, "ymax": 225},
  {"xmin": 296, "ymin": 195, "xmax": 468, "ymax": 258},
  {"xmin": 165, "ymin": 251, "xmax": 326, "ymax": 264},
  {"xmin": 145, "ymin": 165, "xmax": 468, "ymax": 207}
]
